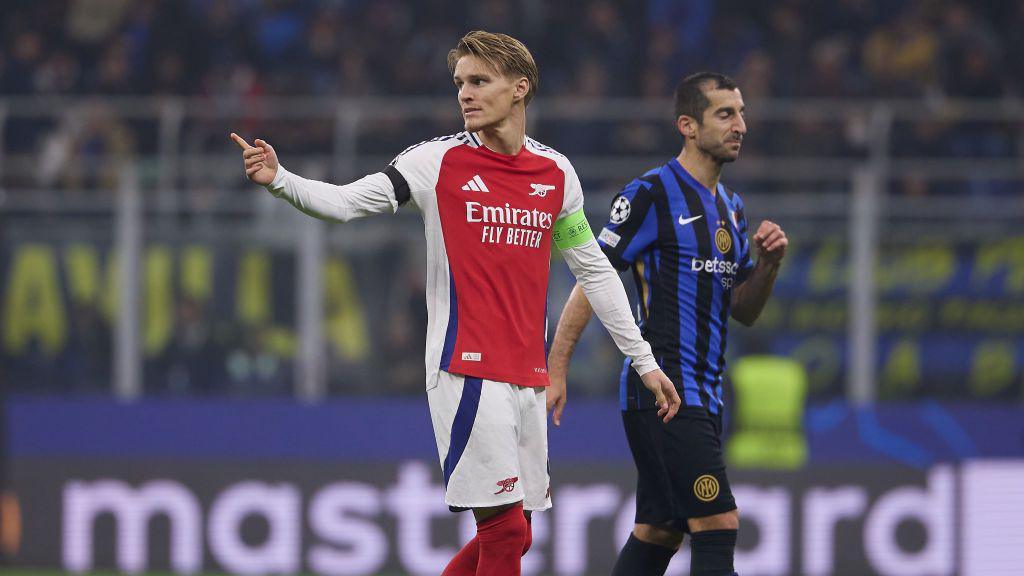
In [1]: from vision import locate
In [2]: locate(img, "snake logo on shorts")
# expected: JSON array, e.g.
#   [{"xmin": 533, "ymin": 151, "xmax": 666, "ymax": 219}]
[
  {"xmin": 693, "ymin": 474, "xmax": 720, "ymax": 502},
  {"xmin": 495, "ymin": 476, "xmax": 519, "ymax": 494}
]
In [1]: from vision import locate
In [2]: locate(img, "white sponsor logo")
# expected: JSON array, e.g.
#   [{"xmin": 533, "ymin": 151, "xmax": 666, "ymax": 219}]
[
  {"xmin": 60, "ymin": 461, "xmax": 1013, "ymax": 576},
  {"xmin": 465, "ymin": 201, "xmax": 553, "ymax": 229},
  {"xmin": 678, "ymin": 214, "xmax": 703, "ymax": 226},
  {"xmin": 609, "ymin": 196, "xmax": 630, "ymax": 224},
  {"xmin": 63, "ymin": 480, "xmax": 301, "ymax": 574},
  {"xmin": 461, "ymin": 352, "xmax": 482, "ymax": 362},
  {"xmin": 691, "ymin": 257, "xmax": 740, "ymax": 275},
  {"xmin": 598, "ymin": 228, "xmax": 621, "ymax": 247},
  {"xmin": 691, "ymin": 256, "xmax": 741, "ymax": 288},
  {"xmin": 529, "ymin": 183, "xmax": 556, "ymax": 197},
  {"xmin": 461, "ymin": 175, "xmax": 489, "ymax": 192}
]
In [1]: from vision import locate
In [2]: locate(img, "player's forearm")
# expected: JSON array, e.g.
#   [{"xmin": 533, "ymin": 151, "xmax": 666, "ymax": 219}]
[
  {"xmin": 548, "ymin": 284, "xmax": 594, "ymax": 381},
  {"xmin": 266, "ymin": 166, "xmax": 397, "ymax": 222},
  {"xmin": 562, "ymin": 240, "xmax": 657, "ymax": 375},
  {"xmin": 731, "ymin": 259, "xmax": 780, "ymax": 326}
]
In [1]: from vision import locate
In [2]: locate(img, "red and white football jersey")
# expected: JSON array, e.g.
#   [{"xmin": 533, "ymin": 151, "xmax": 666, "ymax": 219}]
[{"xmin": 383, "ymin": 132, "xmax": 583, "ymax": 387}]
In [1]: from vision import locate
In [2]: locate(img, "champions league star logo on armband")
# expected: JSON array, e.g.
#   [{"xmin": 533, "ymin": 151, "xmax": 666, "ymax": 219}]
[{"xmin": 610, "ymin": 196, "xmax": 631, "ymax": 224}]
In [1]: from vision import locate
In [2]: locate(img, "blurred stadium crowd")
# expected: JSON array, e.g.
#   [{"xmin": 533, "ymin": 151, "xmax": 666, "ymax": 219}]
[
  {"xmin": 2, "ymin": 0, "xmax": 1022, "ymax": 176},
  {"xmin": 2, "ymin": 0, "xmax": 1023, "ymax": 400},
  {"xmin": 3, "ymin": 0, "xmax": 1022, "ymax": 100}
]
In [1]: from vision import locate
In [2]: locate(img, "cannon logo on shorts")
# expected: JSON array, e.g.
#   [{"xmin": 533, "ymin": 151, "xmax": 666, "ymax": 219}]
[
  {"xmin": 494, "ymin": 477, "xmax": 519, "ymax": 494},
  {"xmin": 694, "ymin": 475, "xmax": 720, "ymax": 502}
]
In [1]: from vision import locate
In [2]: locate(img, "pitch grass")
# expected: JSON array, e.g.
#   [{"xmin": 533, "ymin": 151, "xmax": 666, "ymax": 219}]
[
  {"xmin": 0, "ymin": 572, "xmax": 397, "ymax": 576},
  {"xmin": 0, "ymin": 572, "xmax": 253, "ymax": 576},
  {"xmin": 0, "ymin": 566, "xmax": 574, "ymax": 575},
  {"xmin": 0, "ymin": 572, "xmax": 402, "ymax": 576}
]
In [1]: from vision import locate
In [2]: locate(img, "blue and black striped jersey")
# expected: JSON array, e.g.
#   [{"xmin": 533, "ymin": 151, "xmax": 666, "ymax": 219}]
[{"xmin": 597, "ymin": 158, "xmax": 754, "ymax": 413}]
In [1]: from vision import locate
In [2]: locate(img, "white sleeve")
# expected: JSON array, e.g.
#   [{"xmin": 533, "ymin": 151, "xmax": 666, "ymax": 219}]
[
  {"xmin": 265, "ymin": 165, "xmax": 398, "ymax": 223},
  {"xmin": 561, "ymin": 237, "xmax": 659, "ymax": 376},
  {"xmin": 557, "ymin": 160, "xmax": 585, "ymax": 219}
]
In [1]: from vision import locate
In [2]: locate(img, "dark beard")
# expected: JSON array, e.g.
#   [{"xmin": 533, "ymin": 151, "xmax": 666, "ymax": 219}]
[{"xmin": 707, "ymin": 144, "xmax": 739, "ymax": 164}]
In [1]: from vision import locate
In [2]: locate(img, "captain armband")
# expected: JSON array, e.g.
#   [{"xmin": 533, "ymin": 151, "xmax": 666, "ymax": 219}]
[{"xmin": 552, "ymin": 209, "xmax": 595, "ymax": 250}]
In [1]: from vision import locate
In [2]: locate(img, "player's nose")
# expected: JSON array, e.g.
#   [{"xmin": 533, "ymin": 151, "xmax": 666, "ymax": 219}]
[{"xmin": 734, "ymin": 115, "xmax": 747, "ymax": 135}]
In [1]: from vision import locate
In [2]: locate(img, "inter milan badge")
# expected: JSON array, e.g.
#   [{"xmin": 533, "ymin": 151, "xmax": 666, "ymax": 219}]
[
  {"xmin": 610, "ymin": 196, "xmax": 631, "ymax": 224},
  {"xmin": 694, "ymin": 474, "xmax": 720, "ymax": 502},
  {"xmin": 715, "ymin": 227, "xmax": 732, "ymax": 253}
]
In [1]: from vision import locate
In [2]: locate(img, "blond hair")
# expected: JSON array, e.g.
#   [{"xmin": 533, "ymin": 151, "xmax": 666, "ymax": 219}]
[{"xmin": 447, "ymin": 31, "xmax": 539, "ymax": 106}]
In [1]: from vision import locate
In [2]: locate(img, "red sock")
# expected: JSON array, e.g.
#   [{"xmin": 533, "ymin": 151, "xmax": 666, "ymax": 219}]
[
  {"xmin": 476, "ymin": 503, "xmax": 528, "ymax": 576},
  {"xmin": 442, "ymin": 536, "xmax": 479, "ymax": 576},
  {"xmin": 442, "ymin": 506, "xmax": 531, "ymax": 575}
]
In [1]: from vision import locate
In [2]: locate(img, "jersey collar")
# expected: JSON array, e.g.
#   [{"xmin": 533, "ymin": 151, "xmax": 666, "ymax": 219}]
[{"xmin": 669, "ymin": 158, "xmax": 724, "ymax": 199}]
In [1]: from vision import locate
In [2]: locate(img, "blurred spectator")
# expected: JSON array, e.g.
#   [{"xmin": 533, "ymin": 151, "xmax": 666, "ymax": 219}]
[
  {"xmin": 383, "ymin": 249, "xmax": 428, "ymax": 394},
  {"xmin": 763, "ymin": 2, "xmax": 807, "ymax": 96},
  {"xmin": 6, "ymin": 32, "xmax": 44, "ymax": 95},
  {"xmin": 150, "ymin": 297, "xmax": 224, "ymax": 395},
  {"xmin": 647, "ymin": 0, "xmax": 714, "ymax": 76},
  {"xmin": 37, "ymin": 103, "xmax": 134, "ymax": 190},
  {"xmin": 60, "ymin": 302, "xmax": 112, "ymax": 392},
  {"xmin": 938, "ymin": 3, "xmax": 1002, "ymax": 98},
  {"xmin": 861, "ymin": 5, "xmax": 938, "ymax": 97},
  {"xmin": 224, "ymin": 325, "xmax": 289, "ymax": 396},
  {"xmin": 813, "ymin": 0, "xmax": 878, "ymax": 47},
  {"xmin": 34, "ymin": 50, "xmax": 82, "ymax": 95},
  {"xmin": 800, "ymin": 39, "xmax": 861, "ymax": 98},
  {"xmin": 66, "ymin": 0, "xmax": 131, "ymax": 47},
  {"xmin": 575, "ymin": 1, "xmax": 636, "ymax": 94},
  {"xmin": 1003, "ymin": 0, "xmax": 1024, "ymax": 94}
]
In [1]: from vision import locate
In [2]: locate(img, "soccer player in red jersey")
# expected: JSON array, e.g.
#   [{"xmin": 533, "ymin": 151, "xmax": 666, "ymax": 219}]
[{"xmin": 232, "ymin": 31, "xmax": 681, "ymax": 576}]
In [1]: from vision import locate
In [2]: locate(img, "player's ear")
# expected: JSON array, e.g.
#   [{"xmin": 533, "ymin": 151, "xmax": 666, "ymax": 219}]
[
  {"xmin": 513, "ymin": 76, "xmax": 530, "ymax": 103},
  {"xmin": 677, "ymin": 115, "xmax": 697, "ymax": 140}
]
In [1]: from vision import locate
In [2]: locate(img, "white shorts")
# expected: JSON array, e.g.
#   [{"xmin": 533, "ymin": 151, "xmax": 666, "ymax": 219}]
[{"xmin": 427, "ymin": 370, "xmax": 552, "ymax": 512}]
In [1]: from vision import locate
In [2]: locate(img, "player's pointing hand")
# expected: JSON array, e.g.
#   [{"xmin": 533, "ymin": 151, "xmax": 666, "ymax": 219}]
[
  {"xmin": 640, "ymin": 369, "xmax": 681, "ymax": 422},
  {"xmin": 230, "ymin": 133, "xmax": 279, "ymax": 186}
]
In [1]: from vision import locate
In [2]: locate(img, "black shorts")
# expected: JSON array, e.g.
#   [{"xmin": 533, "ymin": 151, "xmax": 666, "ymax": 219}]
[{"xmin": 622, "ymin": 406, "xmax": 737, "ymax": 531}]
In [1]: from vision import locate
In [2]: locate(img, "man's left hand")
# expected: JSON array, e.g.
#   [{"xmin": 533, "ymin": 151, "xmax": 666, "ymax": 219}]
[
  {"xmin": 639, "ymin": 369, "xmax": 681, "ymax": 423},
  {"xmin": 753, "ymin": 220, "xmax": 787, "ymax": 265}
]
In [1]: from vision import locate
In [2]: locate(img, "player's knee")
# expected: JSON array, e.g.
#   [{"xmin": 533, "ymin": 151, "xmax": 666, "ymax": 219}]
[
  {"xmin": 507, "ymin": 507, "xmax": 529, "ymax": 547},
  {"xmin": 479, "ymin": 503, "xmax": 528, "ymax": 541},
  {"xmin": 634, "ymin": 522, "xmax": 685, "ymax": 549},
  {"xmin": 689, "ymin": 508, "xmax": 739, "ymax": 532},
  {"xmin": 473, "ymin": 502, "xmax": 518, "ymax": 523}
]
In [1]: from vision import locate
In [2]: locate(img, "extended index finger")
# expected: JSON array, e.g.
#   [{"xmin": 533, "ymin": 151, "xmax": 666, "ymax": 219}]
[{"xmin": 230, "ymin": 133, "xmax": 253, "ymax": 151}]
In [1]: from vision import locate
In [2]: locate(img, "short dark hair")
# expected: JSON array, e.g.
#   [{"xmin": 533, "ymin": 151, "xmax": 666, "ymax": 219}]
[{"xmin": 673, "ymin": 72, "xmax": 739, "ymax": 124}]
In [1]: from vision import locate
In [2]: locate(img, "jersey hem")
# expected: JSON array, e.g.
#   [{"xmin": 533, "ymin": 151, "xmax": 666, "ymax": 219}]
[
  {"xmin": 446, "ymin": 497, "xmax": 553, "ymax": 513},
  {"xmin": 444, "ymin": 367, "xmax": 550, "ymax": 388}
]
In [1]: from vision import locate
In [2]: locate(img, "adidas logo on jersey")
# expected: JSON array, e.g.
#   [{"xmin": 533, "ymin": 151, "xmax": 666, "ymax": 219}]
[{"xmin": 461, "ymin": 175, "xmax": 490, "ymax": 192}]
